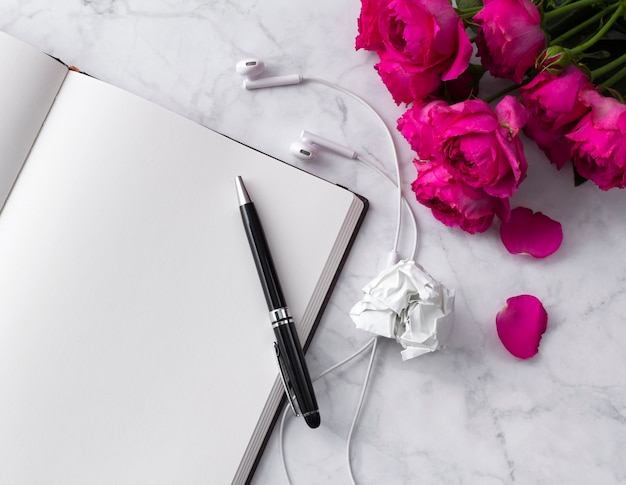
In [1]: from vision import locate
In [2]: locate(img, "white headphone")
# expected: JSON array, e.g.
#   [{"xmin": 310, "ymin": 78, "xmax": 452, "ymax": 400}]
[
  {"xmin": 235, "ymin": 57, "xmax": 419, "ymax": 260},
  {"xmin": 290, "ymin": 130, "xmax": 358, "ymax": 161},
  {"xmin": 236, "ymin": 57, "xmax": 421, "ymax": 485},
  {"xmin": 236, "ymin": 58, "xmax": 303, "ymax": 90}
]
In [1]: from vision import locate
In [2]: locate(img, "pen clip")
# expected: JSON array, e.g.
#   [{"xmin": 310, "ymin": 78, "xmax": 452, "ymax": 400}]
[{"xmin": 273, "ymin": 342, "xmax": 300, "ymax": 417}]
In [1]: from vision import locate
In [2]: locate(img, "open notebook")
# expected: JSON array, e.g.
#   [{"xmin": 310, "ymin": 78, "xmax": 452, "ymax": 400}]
[{"xmin": 0, "ymin": 32, "xmax": 366, "ymax": 484}]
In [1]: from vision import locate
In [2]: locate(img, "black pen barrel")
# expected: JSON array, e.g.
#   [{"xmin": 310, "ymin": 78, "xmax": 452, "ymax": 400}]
[
  {"xmin": 272, "ymin": 315, "xmax": 320, "ymax": 428},
  {"xmin": 239, "ymin": 202, "xmax": 286, "ymax": 311}
]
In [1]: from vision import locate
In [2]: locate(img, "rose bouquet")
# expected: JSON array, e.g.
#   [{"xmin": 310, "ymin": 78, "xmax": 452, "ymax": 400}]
[
  {"xmin": 354, "ymin": 0, "xmax": 625, "ymax": 358},
  {"xmin": 356, "ymin": 0, "xmax": 626, "ymax": 239}
]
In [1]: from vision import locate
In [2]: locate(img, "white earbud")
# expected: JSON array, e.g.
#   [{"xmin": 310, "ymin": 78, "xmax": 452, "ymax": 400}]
[
  {"xmin": 290, "ymin": 130, "xmax": 358, "ymax": 161},
  {"xmin": 235, "ymin": 58, "xmax": 265, "ymax": 78},
  {"xmin": 290, "ymin": 139, "xmax": 318, "ymax": 160},
  {"xmin": 235, "ymin": 58, "xmax": 303, "ymax": 90}
]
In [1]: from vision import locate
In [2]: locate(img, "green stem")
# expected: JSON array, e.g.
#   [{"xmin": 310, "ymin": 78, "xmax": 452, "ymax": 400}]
[
  {"xmin": 569, "ymin": 4, "xmax": 625, "ymax": 55},
  {"xmin": 591, "ymin": 52, "xmax": 626, "ymax": 80},
  {"xmin": 550, "ymin": 3, "xmax": 619, "ymax": 44},
  {"xmin": 483, "ymin": 83, "xmax": 521, "ymax": 103},
  {"xmin": 599, "ymin": 64, "xmax": 626, "ymax": 88},
  {"xmin": 543, "ymin": 0, "xmax": 617, "ymax": 22}
]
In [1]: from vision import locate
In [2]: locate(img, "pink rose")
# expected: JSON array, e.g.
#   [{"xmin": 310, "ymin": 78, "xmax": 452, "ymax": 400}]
[
  {"xmin": 474, "ymin": 0, "xmax": 546, "ymax": 83},
  {"xmin": 398, "ymin": 99, "xmax": 447, "ymax": 161},
  {"xmin": 520, "ymin": 65, "xmax": 592, "ymax": 168},
  {"xmin": 412, "ymin": 160, "xmax": 510, "ymax": 233},
  {"xmin": 356, "ymin": 0, "xmax": 472, "ymax": 104},
  {"xmin": 355, "ymin": 0, "xmax": 384, "ymax": 50},
  {"xmin": 400, "ymin": 96, "xmax": 528, "ymax": 198},
  {"xmin": 567, "ymin": 90, "xmax": 626, "ymax": 190}
]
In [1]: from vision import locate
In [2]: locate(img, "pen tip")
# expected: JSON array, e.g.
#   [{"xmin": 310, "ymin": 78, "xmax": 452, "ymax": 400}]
[
  {"xmin": 234, "ymin": 175, "xmax": 251, "ymax": 205},
  {"xmin": 304, "ymin": 411, "xmax": 321, "ymax": 429}
]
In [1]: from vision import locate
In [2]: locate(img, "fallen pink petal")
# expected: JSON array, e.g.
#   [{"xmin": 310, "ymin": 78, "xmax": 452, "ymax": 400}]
[
  {"xmin": 496, "ymin": 295, "xmax": 548, "ymax": 359},
  {"xmin": 500, "ymin": 207, "xmax": 563, "ymax": 257}
]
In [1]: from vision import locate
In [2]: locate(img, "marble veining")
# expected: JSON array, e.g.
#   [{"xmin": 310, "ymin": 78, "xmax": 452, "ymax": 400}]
[{"xmin": 1, "ymin": 1, "xmax": 625, "ymax": 483}]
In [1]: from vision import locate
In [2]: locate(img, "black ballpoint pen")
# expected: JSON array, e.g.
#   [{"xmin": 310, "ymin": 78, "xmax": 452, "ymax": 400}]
[{"xmin": 235, "ymin": 176, "xmax": 320, "ymax": 429}]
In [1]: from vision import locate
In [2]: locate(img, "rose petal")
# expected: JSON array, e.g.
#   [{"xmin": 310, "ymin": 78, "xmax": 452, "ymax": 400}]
[
  {"xmin": 496, "ymin": 294, "xmax": 548, "ymax": 359},
  {"xmin": 500, "ymin": 206, "xmax": 563, "ymax": 257}
]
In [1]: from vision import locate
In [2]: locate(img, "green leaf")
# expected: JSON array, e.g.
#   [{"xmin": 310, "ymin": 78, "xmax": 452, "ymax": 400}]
[{"xmin": 456, "ymin": 0, "xmax": 483, "ymax": 11}]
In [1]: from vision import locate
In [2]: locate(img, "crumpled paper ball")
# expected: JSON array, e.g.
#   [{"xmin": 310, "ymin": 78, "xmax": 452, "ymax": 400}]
[{"xmin": 349, "ymin": 259, "xmax": 455, "ymax": 360}]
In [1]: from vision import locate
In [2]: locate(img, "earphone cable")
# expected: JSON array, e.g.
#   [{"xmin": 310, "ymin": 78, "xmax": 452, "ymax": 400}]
[
  {"xmin": 356, "ymin": 154, "xmax": 418, "ymax": 260},
  {"xmin": 346, "ymin": 336, "xmax": 379, "ymax": 485},
  {"xmin": 303, "ymin": 77, "xmax": 405, "ymax": 258},
  {"xmin": 279, "ymin": 336, "xmax": 378, "ymax": 485},
  {"xmin": 249, "ymin": 71, "xmax": 417, "ymax": 484}
]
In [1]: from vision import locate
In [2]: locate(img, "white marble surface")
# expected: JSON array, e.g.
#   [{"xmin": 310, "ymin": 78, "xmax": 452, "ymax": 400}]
[{"xmin": 2, "ymin": 1, "xmax": 625, "ymax": 484}]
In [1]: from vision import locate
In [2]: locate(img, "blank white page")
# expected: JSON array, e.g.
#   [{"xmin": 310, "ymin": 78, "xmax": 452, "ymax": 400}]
[
  {"xmin": 0, "ymin": 71, "xmax": 362, "ymax": 484},
  {"xmin": 0, "ymin": 32, "xmax": 67, "ymax": 209}
]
